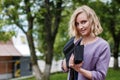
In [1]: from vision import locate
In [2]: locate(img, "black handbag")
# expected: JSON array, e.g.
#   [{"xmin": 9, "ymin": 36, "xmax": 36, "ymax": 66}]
[
  {"xmin": 63, "ymin": 37, "xmax": 84, "ymax": 80},
  {"xmin": 63, "ymin": 37, "xmax": 84, "ymax": 67}
]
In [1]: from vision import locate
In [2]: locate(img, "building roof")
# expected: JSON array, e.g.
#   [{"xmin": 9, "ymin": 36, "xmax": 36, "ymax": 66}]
[
  {"xmin": 0, "ymin": 40, "xmax": 22, "ymax": 56},
  {"xmin": 12, "ymin": 35, "xmax": 41, "ymax": 56}
]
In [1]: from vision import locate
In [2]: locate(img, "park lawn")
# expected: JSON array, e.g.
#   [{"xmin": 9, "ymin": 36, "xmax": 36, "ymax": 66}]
[
  {"xmin": 106, "ymin": 68, "xmax": 120, "ymax": 80},
  {"xmin": 51, "ymin": 68, "xmax": 120, "ymax": 80},
  {"xmin": 21, "ymin": 68, "xmax": 120, "ymax": 80}
]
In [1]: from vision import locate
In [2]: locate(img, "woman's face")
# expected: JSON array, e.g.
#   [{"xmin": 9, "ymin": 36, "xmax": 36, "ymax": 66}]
[{"xmin": 75, "ymin": 12, "xmax": 91, "ymax": 37}]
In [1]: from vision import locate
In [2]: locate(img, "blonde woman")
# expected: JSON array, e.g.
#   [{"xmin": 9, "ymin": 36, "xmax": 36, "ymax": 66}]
[{"xmin": 62, "ymin": 5, "xmax": 111, "ymax": 80}]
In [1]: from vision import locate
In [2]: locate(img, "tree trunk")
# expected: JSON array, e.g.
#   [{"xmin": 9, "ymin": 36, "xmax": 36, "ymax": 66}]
[
  {"xmin": 41, "ymin": 0, "xmax": 63, "ymax": 80},
  {"xmin": 42, "ymin": 39, "xmax": 53, "ymax": 80},
  {"xmin": 114, "ymin": 58, "xmax": 118, "ymax": 69},
  {"xmin": 42, "ymin": 64, "xmax": 51, "ymax": 80},
  {"xmin": 109, "ymin": 17, "xmax": 120, "ymax": 69},
  {"xmin": 23, "ymin": 0, "xmax": 43, "ymax": 79},
  {"xmin": 113, "ymin": 39, "xmax": 119, "ymax": 69},
  {"xmin": 26, "ymin": 33, "xmax": 42, "ymax": 80},
  {"xmin": 33, "ymin": 64, "xmax": 42, "ymax": 80}
]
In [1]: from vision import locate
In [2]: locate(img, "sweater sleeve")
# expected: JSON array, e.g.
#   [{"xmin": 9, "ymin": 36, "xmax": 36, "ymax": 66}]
[{"xmin": 91, "ymin": 43, "xmax": 111, "ymax": 80}]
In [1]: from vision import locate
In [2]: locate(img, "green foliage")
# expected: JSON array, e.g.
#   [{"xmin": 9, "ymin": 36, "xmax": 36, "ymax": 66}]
[
  {"xmin": 53, "ymin": 4, "xmax": 74, "ymax": 60},
  {"xmin": 35, "ymin": 11, "xmax": 47, "ymax": 59},
  {"xmin": 36, "ymin": 0, "xmax": 65, "ymax": 61},
  {"xmin": 0, "ymin": 1, "xmax": 15, "ymax": 42},
  {"xmin": 0, "ymin": 31, "xmax": 15, "ymax": 42},
  {"xmin": 53, "ymin": 16, "xmax": 70, "ymax": 60},
  {"xmin": 72, "ymin": 0, "xmax": 90, "ymax": 8}
]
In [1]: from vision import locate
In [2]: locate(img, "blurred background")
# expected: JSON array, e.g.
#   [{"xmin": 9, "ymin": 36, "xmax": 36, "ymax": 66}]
[{"xmin": 0, "ymin": 0, "xmax": 120, "ymax": 80}]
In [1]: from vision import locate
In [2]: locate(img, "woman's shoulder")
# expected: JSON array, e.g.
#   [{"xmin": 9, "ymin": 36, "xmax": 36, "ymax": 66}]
[
  {"xmin": 97, "ymin": 37, "xmax": 111, "ymax": 57},
  {"xmin": 97, "ymin": 37, "xmax": 110, "ymax": 47}
]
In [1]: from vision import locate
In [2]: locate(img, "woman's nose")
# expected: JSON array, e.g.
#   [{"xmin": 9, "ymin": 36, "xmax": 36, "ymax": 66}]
[{"xmin": 78, "ymin": 24, "xmax": 83, "ymax": 29}]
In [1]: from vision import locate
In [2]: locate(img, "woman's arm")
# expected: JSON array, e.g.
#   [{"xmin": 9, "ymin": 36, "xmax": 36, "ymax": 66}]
[{"xmin": 79, "ymin": 68, "xmax": 92, "ymax": 79}]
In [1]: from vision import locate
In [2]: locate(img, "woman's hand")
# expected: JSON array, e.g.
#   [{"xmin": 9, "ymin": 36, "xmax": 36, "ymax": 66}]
[
  {"xmin": 61, "ymin": 59, "xmax": 68, "ymax": 72},
  {"xmin": 69, "ymin": 54, "xmax": 83, "ymax": 72}
]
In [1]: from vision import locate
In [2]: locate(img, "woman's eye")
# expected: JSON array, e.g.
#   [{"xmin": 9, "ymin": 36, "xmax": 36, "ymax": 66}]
[
  {"xmin": 75, "ymin": 22, "xmax": 79, "ymax": 26},
  {"xmin": 81, "ymin": 20, "xmax": 87, "ymax": 24}
]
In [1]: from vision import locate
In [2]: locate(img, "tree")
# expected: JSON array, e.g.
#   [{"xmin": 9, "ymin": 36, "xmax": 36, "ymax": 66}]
[
  {"xmin": 104, "ymin": 0, "xmax": 120, "ymax": 69},
  {"xmin": 1, "ymin": 0, "xmax": 65, "ymax": 80},
  {"xmin": 36, "ymin": 0, "xmax": 63, "ymax": 80},
  {"xmin": 1, "ymin": 0, "xmax": 42, "ymax": 79}
]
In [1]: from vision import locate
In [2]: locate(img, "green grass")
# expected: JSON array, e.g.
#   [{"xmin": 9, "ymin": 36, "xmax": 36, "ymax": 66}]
[
  {"xmin": 50, "ymin": 72, "xmax": 67, "ymax": 80},
  {"xmin": 51, "ymin": 68, "xmax": 120, "ymax": 80},
  {"xmin": 106, "ymin": 68, "xmax": 120, "ymax": 80},
  {"xmin": 21, "ymin": 68, "xmax": 120, "ymax": 80}
]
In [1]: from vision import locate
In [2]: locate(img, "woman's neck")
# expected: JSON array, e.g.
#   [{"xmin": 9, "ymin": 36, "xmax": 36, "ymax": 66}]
[{"xmin": 81, "ymin": 35, "xmax": 97, "ymax": 45}]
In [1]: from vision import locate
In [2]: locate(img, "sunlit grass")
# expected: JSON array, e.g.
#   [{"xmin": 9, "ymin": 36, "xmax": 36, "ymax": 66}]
[
  {"xmin": 21, "ymin": 68, "xmax": 120, "ymax": 80},
  {"xmin": 106, "ymin": 68, "xmax": 120, "ymax": 80},
  {"xmin": 50, "ymin": 72, "xmax": 67, "ymax": 80}
]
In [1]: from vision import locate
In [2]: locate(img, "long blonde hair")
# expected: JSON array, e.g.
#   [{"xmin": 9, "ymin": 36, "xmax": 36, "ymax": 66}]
[{"xmin": 68, "ymin": 5, "xmax": 103, "ymax": 39}]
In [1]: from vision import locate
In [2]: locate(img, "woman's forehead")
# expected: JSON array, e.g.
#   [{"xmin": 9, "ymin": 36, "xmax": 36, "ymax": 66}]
[{"xmin": 76, "ymin": 12, "xmax": 88, "ymax": 20}]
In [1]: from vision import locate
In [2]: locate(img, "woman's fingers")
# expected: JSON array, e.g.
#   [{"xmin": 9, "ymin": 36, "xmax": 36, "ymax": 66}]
[
  {"xmin": 69, "ymin": 54, "xmax": 83, "ymax": 72},
  {"xmin": 69, "ymin": 54, "xmax": 74, "ymax": 67},
  {"xmin": 72, "ymin": 61, "xmax": 83, "ymax": 72}
]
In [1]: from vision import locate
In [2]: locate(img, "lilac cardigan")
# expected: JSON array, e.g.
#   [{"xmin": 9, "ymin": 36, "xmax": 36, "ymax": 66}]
[{"xmin": 67, "ymin": 37, "xmax": 111, "ymax": 80}]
